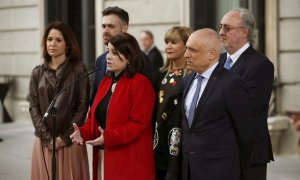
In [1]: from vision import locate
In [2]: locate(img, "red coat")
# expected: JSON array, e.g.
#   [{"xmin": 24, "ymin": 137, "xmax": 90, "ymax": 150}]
[{"xmin": 80, "ymin": 73, "xmax": 155, "ymax": 180}]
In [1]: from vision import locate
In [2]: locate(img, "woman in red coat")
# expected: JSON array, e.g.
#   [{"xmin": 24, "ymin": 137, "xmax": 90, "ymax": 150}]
[{"xmin": 71, "ymin": 32, "xmax": 155, "ymax": 180}]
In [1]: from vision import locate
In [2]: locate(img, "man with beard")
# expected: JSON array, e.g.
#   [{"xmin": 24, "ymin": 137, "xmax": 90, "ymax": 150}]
[{"xmin": 91, "ymin": 6, "xmax": 152, "ymax": 103}]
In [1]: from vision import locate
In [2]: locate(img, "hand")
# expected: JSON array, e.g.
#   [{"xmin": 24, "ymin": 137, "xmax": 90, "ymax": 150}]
[
  {"xmin": 86, "ymin": 126, "xmax": 104, "ymax": 146},
  {"xmin": 288, "ymin": 112, "xmax": 300, "ymax": 132},
  {"xmin": 47, "ymin": 141, "xmax": 53, "ymax": 150},
  {"xmin": 289, "ymin": 115, "xmax": 300, "ymax": 132},
  {"xmin": 70, "ymin": 123, "xmax": 84, "ymax": 145},
  {"xmin": 55, "ymin": 137, "xmax": 66, "ymax": 150}
]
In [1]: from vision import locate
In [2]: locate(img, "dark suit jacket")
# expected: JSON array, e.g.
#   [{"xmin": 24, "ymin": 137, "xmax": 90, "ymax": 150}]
[
  {"xmin": 181, "ymin": 63, "xmax": 256, "ymax": 180},
  {"xmin": 219, "ymin": 45, "xmax": 274, "ymax": 165},
  {"xmin": 90, "ymin": 52, "xmax": 107, "ymax": 105},
  {"xmin": 147, "ymin": 46, "xmax": 164, "ymax": 88}
]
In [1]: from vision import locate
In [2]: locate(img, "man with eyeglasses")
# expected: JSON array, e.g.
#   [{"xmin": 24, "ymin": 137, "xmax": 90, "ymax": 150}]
[{"xmin": 218, "ymin": 8, "xmax": 274, "ymax": 180}]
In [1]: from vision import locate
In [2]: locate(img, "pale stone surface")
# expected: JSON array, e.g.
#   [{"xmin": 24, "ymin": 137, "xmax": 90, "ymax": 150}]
[
  {"xmin": 0, "ymin": 0, "xmax": 36, "ymax": 7},
  {"xmin": 279, "ymin": 20, "xmax": 300, "ymax": 50},
  {"xmin": 279, "ymin": 52, "xmax": 300, "ymax": 82},
  {"xmin": 268, "ymin": 115, "xmax": 289, "ymax": 154},
  {"xmin": 0, "ymin": 54, "xmax": 40, "ymax": 76},
  {"xmin": 0, "ymin": 1, "xmax": 39, "ymax": 123},
  {"xmin": 278, "ymin": 125, "xmax": 300, "ymax": 155},
  {"xmin": 0, "ymin": 6, "xmax": 38, "ymax": 30},
  {"xmin": 105, "ymin": 0, "xmax": 180, "ymax": 24},
  {"xmin": 280, "ymin": 85, "xmax": 300, "ymax": 112},
  {"xmin": 278, "ymin": 0, "xmax": 300, "ymax": 156},
  {"xmin": 12, "ymin": 77, "xmax": 30, "ymax": 99},
  {"xmin": 0, "ymin": 30, "xmax": 39, "ymax": 53},
  {"xmin": 280, "ymin": 0, "xmax": 300, "ymax": 18}
]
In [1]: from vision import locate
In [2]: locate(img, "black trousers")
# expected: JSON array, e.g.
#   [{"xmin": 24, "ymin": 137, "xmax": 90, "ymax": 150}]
[
  {"xmin": 156, "ymin": 170, "xmax": 167, "ymax": 180},
  {"xmin": 242, "ymin": 164, "xmax": 267, "ymax": 180},
  {"xmin": 187, "ymin": 164, "xmax": 192, "ymax": 180}
]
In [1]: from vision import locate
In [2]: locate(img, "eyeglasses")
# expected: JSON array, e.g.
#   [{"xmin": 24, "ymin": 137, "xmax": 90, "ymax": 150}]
[{"xmin": 217, "ymin": 24, "xmax": 245, "ymax": 33}]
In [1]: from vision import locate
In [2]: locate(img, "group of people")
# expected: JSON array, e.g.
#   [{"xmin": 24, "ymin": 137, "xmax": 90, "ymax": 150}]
[{"xmin": 29, "ymin": 6, "xmax": 275, "ymax": 180}]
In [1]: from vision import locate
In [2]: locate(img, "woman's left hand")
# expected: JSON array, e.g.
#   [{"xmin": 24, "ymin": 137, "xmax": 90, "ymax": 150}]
[
  {"xmin": 46, "ymin": 137, "xmax": 65, "ymax": 151},
  {"xmin": 86, "ymin": 126, "xmax": 104, "ymax": 146},
  {"xmin": 55, "ymin": 137, "xmax": 66, "ymax": 150}
]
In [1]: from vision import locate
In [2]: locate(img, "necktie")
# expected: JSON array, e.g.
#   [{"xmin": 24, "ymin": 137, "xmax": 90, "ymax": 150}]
[
  {"xmin": 224, "ymin": 56, "xmax": 232, "ymax": 70},
  {"xmin": 188, "ymin": 75, "xmax": 203, "ymax": 127}
]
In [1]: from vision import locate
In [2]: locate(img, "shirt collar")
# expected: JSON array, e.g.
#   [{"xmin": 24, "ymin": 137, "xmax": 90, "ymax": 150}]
[
  {"xmin": 227, "ymin": 42, "xmax": 250, "ymax": 63},
  {"xmin": 196, "ymin": 62, "xmax": 219, "ymax": 80},
  {"xmin": 144, "ymin": 44, "xmax": 155, "ymax": 55}
]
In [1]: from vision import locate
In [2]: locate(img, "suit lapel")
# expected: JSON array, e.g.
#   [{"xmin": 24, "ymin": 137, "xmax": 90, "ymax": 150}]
[
  {"xmin": 183, "ymin": 72, "xmax": 197, "ymax": 102},
  {"xmin": 192, "ymin": 63, "xmax": 223, "ymax": 124},
  {"xmin": 221, "ymin": 45, "xmax": 255, "ymax": 73},
  {"xmin": 182, "ymin": 72, "xmax": 197, "ymax": 126},
  {"xmin": 231, "ymin": 45, "xmax": 254, "ymax": 71}
]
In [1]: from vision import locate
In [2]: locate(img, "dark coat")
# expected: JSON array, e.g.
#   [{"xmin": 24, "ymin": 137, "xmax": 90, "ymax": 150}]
[
  {"xmin": 219, "ymin": 45, "xmax": 274, "ymax": 165},
  {"xmin": 147, "ymin": 46, "xmax": 164, "ymax": 88},
  {"xmin": 181, "ymin": 63, "xmax": 256, "ymax": 180}
]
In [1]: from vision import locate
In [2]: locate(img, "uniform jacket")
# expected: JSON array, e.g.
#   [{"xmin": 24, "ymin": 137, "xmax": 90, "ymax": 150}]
[
  {"xmin": 29, "ymin": 59, "xmax": 90, "ymax": 146},
  {"xmin": 181, "ymin": 63, "xmax": 256, "ymax": 180},
  {"xmin": 219, "ymin": 45, "xmax": 274, "ymax": 164},
  {"xmin": 80, "ymin": 73, "xmax": 155, "ymax": 180},
  {"xmin": 153, "ymin": 69, "xmax": 184, "ymax": 179}
]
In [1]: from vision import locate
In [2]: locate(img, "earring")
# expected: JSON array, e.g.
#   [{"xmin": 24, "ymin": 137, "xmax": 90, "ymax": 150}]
[{"xmin": 66, "ymin": 47, "xmax": 70, "ymax": 55}]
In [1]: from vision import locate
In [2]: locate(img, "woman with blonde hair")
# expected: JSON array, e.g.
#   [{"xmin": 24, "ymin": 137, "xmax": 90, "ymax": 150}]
[{"xmin": 153, "ymin": 26, "xmax": 192, "ymax": 180}]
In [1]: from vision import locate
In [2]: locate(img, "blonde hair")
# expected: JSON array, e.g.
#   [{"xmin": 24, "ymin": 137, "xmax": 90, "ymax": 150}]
[{"xmin": 161, "ymin": 26, "xmax": 192, "ymax": 76}]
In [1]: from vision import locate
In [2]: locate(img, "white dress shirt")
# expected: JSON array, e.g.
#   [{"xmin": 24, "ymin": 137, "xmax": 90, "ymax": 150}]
[{"xmin": 185, "ymin": 62, "xmax": 219, "ymax": 119}]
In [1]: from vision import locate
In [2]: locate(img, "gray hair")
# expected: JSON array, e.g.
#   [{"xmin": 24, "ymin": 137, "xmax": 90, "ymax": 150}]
[{"xmin": 234, "ymin": 8, "xmax": 258, "ymax": 48}]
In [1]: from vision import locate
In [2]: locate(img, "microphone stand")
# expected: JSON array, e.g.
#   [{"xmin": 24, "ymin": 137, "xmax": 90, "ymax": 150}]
[
  {"xmin": 40, "ymin": 66, "xmax": 102, "ymax": 180},
  {"xmin": 51, "ymin": 107, "xmax": 56, "ymax": 180}
]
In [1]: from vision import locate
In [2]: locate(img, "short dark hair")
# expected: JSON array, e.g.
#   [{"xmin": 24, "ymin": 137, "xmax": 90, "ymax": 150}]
[
  {"xmin": 102, "ymin": 6, "xmax": 129, "ymax": 25},
  {"xmin": 141, "ymin": 30, "xmax": 154, "ymax": 39},
  {"xmin": 108, "ymin": 32, "xmax": 144, "ymax": 78}
]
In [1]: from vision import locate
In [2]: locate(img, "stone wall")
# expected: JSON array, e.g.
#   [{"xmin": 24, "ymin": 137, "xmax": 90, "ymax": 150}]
[
  {"xmin": 268, "ymin": 0, "xmax": 300, "ymax": 155},
  {"xmin": 0, "ymin": 0, "xmax": 43, "ymax": 122}
]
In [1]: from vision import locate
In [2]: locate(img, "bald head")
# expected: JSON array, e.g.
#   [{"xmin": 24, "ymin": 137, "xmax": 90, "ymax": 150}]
[
  {"xmin": 185, "ymin": 28, "xmax": 222, "ymax": 73},
  {"xmin": 192, "ymin": 28, "xmax": 221, "ymax": 54}
]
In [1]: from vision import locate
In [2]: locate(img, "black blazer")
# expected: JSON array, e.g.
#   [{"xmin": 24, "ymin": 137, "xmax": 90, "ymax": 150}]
[
  {"xmin": 181, "ymin": 63, "xmax": 256, "ymax": 180},
  {"xmin": 219, "ymin": 45, "xmax": 274, "ymax": 165},
  {"xmin": 147, "ymin": 46, "xmax": 164, "ymax": 88}
]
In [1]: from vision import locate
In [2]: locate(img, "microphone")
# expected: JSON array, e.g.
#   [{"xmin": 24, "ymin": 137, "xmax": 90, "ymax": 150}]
[{"xmin": 43, "ymin": 66, "xmax": 103, "ymax": 118}]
